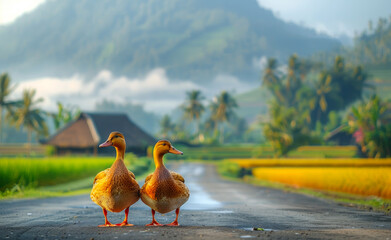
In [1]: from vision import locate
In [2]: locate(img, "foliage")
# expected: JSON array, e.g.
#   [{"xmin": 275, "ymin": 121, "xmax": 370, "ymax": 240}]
[
  {"xmin": 10, "ymin": 89, "xmax": 48, "ymax": 143},
  {"xmin": 217, "ymin": 161, "xmax": 241, "ymax": 178},
  {"xmin": 263, "ymin": 101, "xmax": 314, "ymax": 157},
  {"xmin": 311, "ymin": 57, "xmax": 370, "ymax": 125},
  {"xmin": 262, "ymin": 55, "xmax": 369, "ymax": 156},
  {"xmin": 312, "ymin": 17, "xmax": 391, "ymax": 70},
  {"xmin": 209, "ymin": 91, "xmax": 238, "ymax": 144},
  {"xmin": 262, "ymin": 55, "xmax": 318, "ymax": 157},
  {"xmin": 50, "ymin": 102, "xmax": 80, "ymax": 130},
  {"xmin": 352, "ymin": 17, "xmax": 391, "ymax": 65},
  {"xmin": 346, "ymin": 95, "xmax": 391, "ymax": 158},
  {"xmin": 0, "ymin": 157, "xmax": 113, "ymax": 192},
  {"xmin": 0, "ymin": 73, "xmax": 22, "ymax": 143},
  {"xmin": 125, "ymin": 153, "xmax": 154, "ymax": 178},
  {"xmin": 252, "ymin": 167, "xmax": 391, "ymax": 199},
  {"xmin": 0, "ymin": 155, "xmax": 154, "ymax": 197},
  {"xmin": 182, "ymin": 90, "xmax": 205, "ymax": 140},
  {"xmin": 160, "ymin": 114, "xmax": 175, "ymax": 139}
]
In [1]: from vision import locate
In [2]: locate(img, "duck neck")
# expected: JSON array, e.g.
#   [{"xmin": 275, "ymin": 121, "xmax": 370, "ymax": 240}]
[
  {"xmin": 153, "ymin": 149, "xmax": 165, "ymax": 169},
  {"xmin": 115, "ymin": 144, "xmax": 126, "ymax": 162}
]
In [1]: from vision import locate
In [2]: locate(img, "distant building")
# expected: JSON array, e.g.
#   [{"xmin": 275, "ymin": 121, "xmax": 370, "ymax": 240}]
[
  {"xmin": 324, "ymin": 125, "xmax": 355, "ymax": 146},
  {"xmin": 43, "ymin": 112, "xmax": 156, "ymax": 155}
]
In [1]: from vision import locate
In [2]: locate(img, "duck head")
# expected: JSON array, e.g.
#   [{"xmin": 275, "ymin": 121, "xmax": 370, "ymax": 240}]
[
  {"xmin": 154, "ymin": 140, "xmax": 183, "ymax": 156},
  {"xmin": 99, "ymin": 132, "xmax": 126, "ymax": 149}
]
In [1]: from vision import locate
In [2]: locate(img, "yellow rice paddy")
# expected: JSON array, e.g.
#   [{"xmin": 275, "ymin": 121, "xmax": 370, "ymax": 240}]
[
  {"xmin": 252, "ymin": 167, "xmax": 391, "ymax": 199},
  {"xmin": 227, "ymin": 158, "xmax": 391, "ymax": 199}
]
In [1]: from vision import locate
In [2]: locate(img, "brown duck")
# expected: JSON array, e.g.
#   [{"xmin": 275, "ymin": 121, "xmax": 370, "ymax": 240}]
[
  {"xmin": 90, "ymin": 132, "xmax": 140, "ymax": 227},
  {"xmin": 140, "ymin": 140, "xmax": 190, "ymax": 226}
]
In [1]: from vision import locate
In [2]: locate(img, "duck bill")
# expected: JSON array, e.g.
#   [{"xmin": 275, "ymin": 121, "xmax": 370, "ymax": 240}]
[
  {"xmin": 169, "ymin": 147, "xmax": 183, "ymax": 155},
  {"xmin": 99, "ymin": 140, "xmax": 112, "ymax": 148}
]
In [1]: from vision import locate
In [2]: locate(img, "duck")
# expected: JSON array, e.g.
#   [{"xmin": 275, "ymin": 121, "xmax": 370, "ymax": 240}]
[
  {"xmin": 90, "ymin": 132, "xmax": 140, "ymax": 227},
  {"xmin": 140, "ymin": 140, "xmax": 189, "ymax": 226}
]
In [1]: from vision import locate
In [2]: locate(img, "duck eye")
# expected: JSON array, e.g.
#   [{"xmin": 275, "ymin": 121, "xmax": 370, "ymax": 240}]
[{"xmin": 162, "ymin": 143, "xmax": 166, "ymax": 146}]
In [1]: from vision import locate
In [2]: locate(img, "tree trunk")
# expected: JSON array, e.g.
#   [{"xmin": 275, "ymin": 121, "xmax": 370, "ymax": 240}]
[
  {"xmin": 27, "ymin": 128, "xmax": 32, "ymax": 157},
  {"xmin": 219, "ymin": 124, "xmax": 224, "ymax": 144},
  {"xmin": 196, "ymin": 119, "xmax": 200, "ymax": 142}
]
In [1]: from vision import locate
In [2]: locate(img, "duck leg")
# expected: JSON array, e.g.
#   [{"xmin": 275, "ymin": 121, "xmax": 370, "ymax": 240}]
[
  {"xmin": 98, "ymin": 208, "xmax": 115, "ymax": 227},
  {"xmin": 146, "ymin": 209, "xmax": 163, "ymax": 226},
  {"xmin": 116, "ymin": 207, "xmax": 134, "ymax": 226},
  {"xmin": 166, "ymin": 208, "xmax": 180, "ymax": 226}
]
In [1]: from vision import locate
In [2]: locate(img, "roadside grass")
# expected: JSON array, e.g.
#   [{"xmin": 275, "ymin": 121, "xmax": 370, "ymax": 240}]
[{"xmin": 0, "ymin": 154, "xmax": 154, "ymax": 200}]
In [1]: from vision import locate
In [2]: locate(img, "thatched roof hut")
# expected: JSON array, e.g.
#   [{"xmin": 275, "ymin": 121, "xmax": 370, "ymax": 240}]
[{"xmin": 44, "ymin": 112, "xmax": 156, "ymax": 155}]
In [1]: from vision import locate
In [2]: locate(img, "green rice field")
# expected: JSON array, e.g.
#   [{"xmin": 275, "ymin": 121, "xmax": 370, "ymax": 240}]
[{"xmin": 0, "ymin": 155, "xmax": 154, "ymax": 198}]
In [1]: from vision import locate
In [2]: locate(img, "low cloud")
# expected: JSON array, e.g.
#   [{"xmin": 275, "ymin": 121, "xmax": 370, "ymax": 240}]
[{"xmin": 13, "ymin": 68, "xmax": 255, "ymax": 114}]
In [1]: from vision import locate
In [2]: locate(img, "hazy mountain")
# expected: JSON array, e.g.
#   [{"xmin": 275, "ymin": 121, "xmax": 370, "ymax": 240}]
[{"xmin": 0, "ymin": 0, "xmax": 340, "ymax": 82}]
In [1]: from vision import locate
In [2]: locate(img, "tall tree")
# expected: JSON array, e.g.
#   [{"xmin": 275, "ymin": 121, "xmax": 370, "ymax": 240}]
[
  {"xmin": 51, "ymin": 102, "xmax": 80, "ymax": 130},
  {"xmin": 262, "ymin": 58, "xmax": 285, "ymax": 103},
  {"xmin": 347, "ymin": 95, "xmax": 391, "ymax": 158},
  {"xmin": 11, "ymin": 89, "xmax": 48, "ymax": 146},
  {"xmin": 211, "ymin": 91, "xmax": 238, "ymax": 144},
  {"xmin": 312, "ymin": 72, "xmax": 333, "ymax": 124},
  {"xmin": 160, "ymin": 114, "xmax": 174, "ymax": 139},
  {"xmin": 0, "ymin": 73, "xmax": 22, "ymax": 143},
  {"xmin": 263, "ymin": 101, "xmax": 313, "ymax": 157},
  {"xmin": 182, "ymin": 90, "xmax": 205, "ymax": 138}
]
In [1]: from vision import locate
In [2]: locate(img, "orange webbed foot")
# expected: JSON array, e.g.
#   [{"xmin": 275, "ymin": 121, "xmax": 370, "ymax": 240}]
[
  {"xmin": 165, "ymin": 208, "xmax": 180, "ymax": 226},
  {"xmin": 99, "ymin": 209, "xmax": 116, "ymax": 227},
  {"xmin": 98, "ymin": 222, "xmax": 116, "ymax": 227},
  {"xmin": 146, "ymin": 209, "xmax": 163, "ymax": 226},
  {"xmin": 115, "ymin": 221, "xmax": 134, "ymax": 227},
  {"xmin": 146, "ymin": 221, "xmax": 163, "ymax": 226}
]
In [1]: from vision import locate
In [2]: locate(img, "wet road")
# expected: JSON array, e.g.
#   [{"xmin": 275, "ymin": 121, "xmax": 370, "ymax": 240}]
[{"xmin": 0, "ymin": 162, "xmax": 391, "ymax": 239}]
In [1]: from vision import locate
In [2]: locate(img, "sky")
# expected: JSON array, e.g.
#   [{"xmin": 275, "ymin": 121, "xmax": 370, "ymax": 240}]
[{"xmin": 0, "ymin": 0, "xmax": 46, "ymax": 25}]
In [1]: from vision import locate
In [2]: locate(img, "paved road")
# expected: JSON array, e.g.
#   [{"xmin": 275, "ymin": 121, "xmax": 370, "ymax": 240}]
[{"xmin": 0, "ymin": 163, "xmax": 390, "ymax": 239}]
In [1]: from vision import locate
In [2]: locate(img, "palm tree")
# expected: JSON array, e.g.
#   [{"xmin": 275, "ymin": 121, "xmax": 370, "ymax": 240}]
[
  {"xmin": 160, "ymin": 114, "xmax": 174, "ymax": 139},
  {"xmin": 347, "ymin": 95, "xmax": 391, "ymax": 158},
  {"xmin": 211, "ymin": 91, "xmax": 238, "ymax": 144},
  {"xmin": 182, "ymin": 90, "xmax": 205, "ymax": 138},
  {"xmin": 313, "ymin": 72, "xmax": 332, "ymax": 124},
  {"xmin": 0, "ymin": 73, "xmax": 22, "ymax": 143},
  {"xmin": 11, "ymin": 89, "xmax": 48, "ymax": 147},
  {"xmin": 262, "ymin": 58, "xmax": 279, "ymax": 87},
  {"xmin": 51, "ymin": 102, "xmax": 80, "ymax": 130}
]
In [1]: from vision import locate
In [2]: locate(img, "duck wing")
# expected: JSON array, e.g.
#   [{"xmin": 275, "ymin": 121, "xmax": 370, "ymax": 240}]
[
  {"xmin": 93, "ymin": 168, "xmax": 109, "ymax": 185},
  {"xmin": 144, "ymin": 173, "xmax": 153, "ymax": 184},
  {"xmin": 170, "ymin": 171, "xmax": 185, "ymax": 183},
  {"xmin": 128, "ymin": 170, "xmax": 136, "ymax": 180}
]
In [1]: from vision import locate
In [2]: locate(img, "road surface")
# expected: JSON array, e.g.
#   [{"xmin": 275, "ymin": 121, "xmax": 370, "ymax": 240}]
[{"xmin": 0, "ymin": 163, "xmax": 390, "ymax": 239}]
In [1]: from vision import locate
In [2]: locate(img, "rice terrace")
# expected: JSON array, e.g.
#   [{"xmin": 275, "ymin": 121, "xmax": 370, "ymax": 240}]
[{"xmin": 1, "ymin": 0, "xmax": 391, "ymax": 239}]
